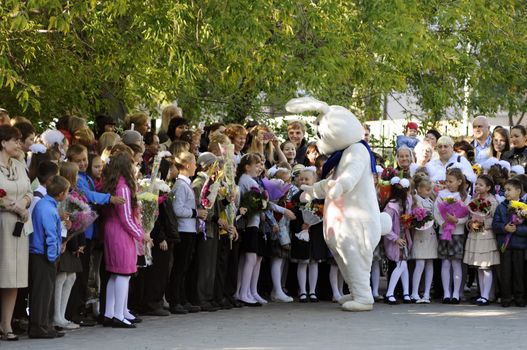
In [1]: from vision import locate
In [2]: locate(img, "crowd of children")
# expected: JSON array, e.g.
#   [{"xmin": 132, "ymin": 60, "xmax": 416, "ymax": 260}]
[{"xmin": 0, "ymin": 106, "xmax": 526, "ymax": 342}]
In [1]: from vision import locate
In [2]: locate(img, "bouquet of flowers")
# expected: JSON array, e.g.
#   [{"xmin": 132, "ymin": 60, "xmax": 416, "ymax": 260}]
[
  {"xmin": 199, "ymin": 160, "xmax": 221, "ymax": 210},
  {"xmin": 437, "ymin": 196, "xmax": 469, "ymax": 241},
  {"xmin": 60, "ymin": 190, "xmax": 98, "ymax": 236},
  {"xmin": 410, "ymin": 207, "xmax": 434, "ymax": 230},
  {"xmin": 400, "ymin": 213, "xmax": 413, "ymax": 230},
  {"xmin": 468, "ymin": 197, "xmax": 493, "ymax": 232},
  {"xmin": 221, "ymin": 143, "xmax": 238, "ymax": 248},
  {"xmin": 379, "ymin": 166, "xmax": 398, "ymax": 206},
  {"xmin": 501, "ymin": 200, "xmax": 527, "ymax": 253},
  {"xmin": 240, "ymin": 186, "xmax": 269, "ymax": 217},
  {"xmin": 296, "ymin": 201, "xmax": 323, "ymax": 242},
  {"xmin": 137, "ymin": 176, "xmax": 168, "ymax": 266}
]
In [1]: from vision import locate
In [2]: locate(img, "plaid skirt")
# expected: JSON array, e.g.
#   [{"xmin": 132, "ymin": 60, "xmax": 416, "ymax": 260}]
[{"xmin": 438, "ymin": 234, "xmax": 465, "ymax": 260}]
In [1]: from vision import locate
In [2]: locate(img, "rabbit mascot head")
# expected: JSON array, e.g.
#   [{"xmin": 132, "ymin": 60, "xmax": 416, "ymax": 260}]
[{"xmin": 286, "ymin": 97, "xmax": 391, "ymax": 312}]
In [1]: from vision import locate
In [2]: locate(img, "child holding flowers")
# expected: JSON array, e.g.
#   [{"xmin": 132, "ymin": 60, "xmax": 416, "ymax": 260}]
[
  {"xmin": 409, "ymin": 176, "xmax": 437, "ymax": 304},
  {"xmin": 383, "ymin": 177, "xmax": 413, "ymax": 305},
  {"xmin": 102, "ymin": 152, "xmax": 145, "ymax": 328},
  {"xmin": 434, "ymin": 167, "xmax": 471, "ymax": 304},
  {"xmin": 492, "ymin": 178, "xmax": 527, "ymax": 307},
  {"xmin": 463, "ymin": 175, "xmax": 499, "ymax": 305}
]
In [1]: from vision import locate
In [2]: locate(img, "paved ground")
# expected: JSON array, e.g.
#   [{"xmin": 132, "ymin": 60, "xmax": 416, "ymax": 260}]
[{"xmin": 4, "ymin": 301, "xmax": 526, "ymax": 350}]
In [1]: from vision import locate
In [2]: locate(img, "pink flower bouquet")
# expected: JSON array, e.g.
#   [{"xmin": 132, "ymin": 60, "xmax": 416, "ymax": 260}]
[
  {"xmin": 437, "ymin": 197, "xmax": 469, "ymax": 241},
  {"xmin": 411, "ymin": 207, "xmax": 433, "ymax": 231}
]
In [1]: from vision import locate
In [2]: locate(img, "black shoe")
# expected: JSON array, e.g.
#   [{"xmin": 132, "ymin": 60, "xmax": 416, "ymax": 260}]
[
  {"xmin": 76, "ymin": 318, "xmax": 96, "ymax": 327},
  {"xmin": 218, "ymin": 299, "xmax": 233, "ymax": 310},
  {"xmin": 442, "ymin": 298, "xmax": 451, "ymax": 304},
  {"xmin": 450, "ymin": 298, "xmax": 460, "ymax": 305},
  {"xmin": 111, "ymin": 318, "xmax": 136, "ymax": 329},
  {"xmin": 126, "ymin": 317, "xmax": 142, "ymax": 324},
  {"xmin": 384, "ymin": 296, "xmax": 398, "ymax": 305},
  {"xmin": 169, "ymin": 304, "xmax": 188, "ymax": 315},
  {"xmin": 200, "ymin": 302, "xmax": 220, "ymax": 312},
  {"xmin": 298, "ymin": 293, "xmax": 308, "ymax": 303},
  {"xmin": 470, "ymin": 296, "xmax": 481, "ymax": 305},
  {"xmin": 183, "ymin": 303, "xmax": 201, "ymax": 313},
  {"xmin": 28, "ymin": 332, "xmax": 55, "ymax": 339},
  {"xmin": 102, "ymin": 317, "xmax": 114, "ymax": 327},
  {"xmin": 309, "ymin": 293, "xmax": 319, "ymax": 303},
  {"xmin": 1, "ymin": 331, "xmax": 19, "ymax": 341},
  {"xmin": 402, "ymin": 295, "xmax": 412, "ymax": 304},
  {"xmin": 54, "ymin": 331, "xmax": 65, "ymax": 338},
  {"xmin": 477, "ymin": 298, "xmax": 490, "ymax": 306}
]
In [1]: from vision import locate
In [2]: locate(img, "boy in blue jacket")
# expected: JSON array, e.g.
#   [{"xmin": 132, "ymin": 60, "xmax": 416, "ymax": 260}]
[
  {"xmin": 492, "ymin": 178, "xmax": 527, "ymax": 307},
  {"xmin": 29, "ymin": 176, "xmax": 71, "ymax": 338},
  {"xmin": 66, "ymin": 144, "xmax": 124, "ymax": 324}
]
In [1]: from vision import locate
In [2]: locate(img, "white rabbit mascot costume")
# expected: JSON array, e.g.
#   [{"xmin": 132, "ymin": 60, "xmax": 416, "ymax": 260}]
[{"xmin": 286, "ymin": 97, "xmax": 391, "ymax": 311}]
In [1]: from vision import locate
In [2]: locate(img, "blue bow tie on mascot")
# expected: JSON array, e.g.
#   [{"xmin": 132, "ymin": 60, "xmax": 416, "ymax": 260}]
[{"xmin": 286, "ymin": 97, "xmax": 391, "ymax": 312}]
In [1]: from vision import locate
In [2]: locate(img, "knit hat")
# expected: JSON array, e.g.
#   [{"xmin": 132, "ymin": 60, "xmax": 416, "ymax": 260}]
[
  {"xmin": 121, "ymin": 130, "xmax": 143, "ymax": 146},
  {"xmin": 197, "ymin": 152, "xmax": 217, "ymax": 168},
  {"xmin": 406, "ymin": 122, "xmax": 419, "ymax": 130}
]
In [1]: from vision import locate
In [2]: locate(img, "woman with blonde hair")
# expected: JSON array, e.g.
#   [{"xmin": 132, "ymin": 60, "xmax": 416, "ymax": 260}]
[
  {"xmin": 124, "ymin": 112, "xmax": 150, "ymax": 136},
  {"xmin": 159, "ymin": 106, "xmax": 182, "ymax": 142},
  {"xmin": 247, "ymin": 125, "xmax": 287, "ymax": 168}
]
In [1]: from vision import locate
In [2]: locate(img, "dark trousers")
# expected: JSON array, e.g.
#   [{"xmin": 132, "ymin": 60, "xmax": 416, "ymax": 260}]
[
  {"xmin": 190, "ymin": 235, "xmax": 218, "ymax": 305},
  {"xmin": 28, "ymin": 254, "xmax": 57, "ymax": 336},
  {"xmin": 214, "ymin": 236, "xmax": 231, "ymax": 302},
  {"xmin": 224, "ymin": 239, "xmax": 241, "ymax": 298},
  {"xmin": 168, "ymin": 233, "xmax": 196, "ymax": 306},
  {"xmin": 142, "ymin": 243, "xmax": 172, "ymax": 312},
  {"xmin": 499, "ymin": 249, "xmax": 525, "ymax": 302},
  {"xmin": 67, "ymin": 239, "xmax": 92, "ymax": 320}
]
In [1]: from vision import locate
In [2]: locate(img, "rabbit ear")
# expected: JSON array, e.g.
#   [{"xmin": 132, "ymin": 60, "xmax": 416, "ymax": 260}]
[{"xmin": 285, "ymin": 97, "xmax": 330, "ymax": 115}]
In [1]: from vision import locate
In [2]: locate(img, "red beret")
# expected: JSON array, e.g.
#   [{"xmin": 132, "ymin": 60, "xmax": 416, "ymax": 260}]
[{"xmin": 406, "ymin": 122, "xmax": 419, "ymax": 130}]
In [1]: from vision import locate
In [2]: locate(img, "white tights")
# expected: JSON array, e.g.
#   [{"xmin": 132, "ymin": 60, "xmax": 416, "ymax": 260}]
[
  {"xmin": 441, "ymin": 259, "xmax": 462, "ymax": 299},
  {"xmin": 239, "ymin": 253, "xmax": 266, "ymax": 303},
  {"xmin": 478, "ymin": 268, "xmax": 493, "ymax": 300},
  {"xmin": 54, "ymin": 272, "xmax": 76, "ymax": 324},
  {"xmin": 329, "ymin": 264, "xmax": 344, "ymax": 300},
  {"xmin": 386, "ymin": 261, "xmax": 409, "ymax": 299},
  {"xmin": 271, "ymin": 258, "xmax": 289, "ymax": 297},
  {"xmin": 411, "ymin": 259, "xmax": 434, "ymax": 299},
  {"xmin": 105, "ymin": 275, "xmax": 132, "ymax": 324},
  {"xmin": 371, "ymin": 261, "xmax": 381, "ymax": 298},
  {"xmin": 297, "ymin": 262, "xmax": 319, "ymax": 295}
]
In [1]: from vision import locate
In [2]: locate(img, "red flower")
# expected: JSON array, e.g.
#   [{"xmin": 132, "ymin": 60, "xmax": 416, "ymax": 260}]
[{"xmin": 0, "ymin": 189, "xmax": 6, "ymax": 198}]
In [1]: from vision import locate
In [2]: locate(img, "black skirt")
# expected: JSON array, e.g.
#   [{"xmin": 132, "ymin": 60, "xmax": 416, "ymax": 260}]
[
  {"xmin": 241, "ymin": 226, "xmax": 263, "ymax": 255},
  {"xmin": 58, "ymin": 251, "xmax": 83, "ymax": 273}
]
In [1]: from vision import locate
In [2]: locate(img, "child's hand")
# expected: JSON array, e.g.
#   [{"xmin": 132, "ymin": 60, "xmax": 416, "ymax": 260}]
[
  {"xmin": 228, "ymin": 226, "xmax": 239, "ymax": 241},
  {"xmin": 505, "ymin": 223, "xmax": 517, "ymax": 233},
  {"xmin": 239, "ymin": 207, "xmax": 248, "ymax": 216},
  {"xmin": 159, "ymin": 240, "xmax": 168, "ymax": 251},
  {"xmin": 302, "ymin": 223, "xmax": 310, "ymax": 230},
  {"xmin": 218, "ymin": 218, "xmax": 228, "ymax": 229},
  {"xmin": 272, "ymin": 225, "xmax": 279, "ymax": 234},
  {"xmin": 197, "ymin": 209, "xmax": 208, "ymax": 220},
  {"xmin": 59, "ymin": 210, "xmax": 70, "ymax": 221},
  {"xmin": 446, "ymin": 213, "xmax": 458, "ymax": 224},
  {"xmin": 282, "ymin": 244, "xmax": 291, "ymax": 251},
  {"xmin": 284, "ymin": 209, "xmax": 296, "ymax": 220},
  {"xmin": 61, "ymin": 243, "xmax": 67, "ymax": 254},
  {"xmin": 110, "ymin": 195, "xmax": 126, "ymax": 205},
  {"xmin": 396, "ymin": 238, "xmax": 406, "ymax": 247}
]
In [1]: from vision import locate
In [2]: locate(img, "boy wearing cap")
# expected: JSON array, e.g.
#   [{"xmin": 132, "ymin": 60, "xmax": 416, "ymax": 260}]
[{"xmin": 396, "ymin": 122, "xmax": 420, "ymax": 151}]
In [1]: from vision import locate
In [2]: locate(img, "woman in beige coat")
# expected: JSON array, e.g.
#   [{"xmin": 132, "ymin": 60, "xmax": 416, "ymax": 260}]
[{"xmin": 0, "ymin": 125, "xmax": 32, "ymax": 340}]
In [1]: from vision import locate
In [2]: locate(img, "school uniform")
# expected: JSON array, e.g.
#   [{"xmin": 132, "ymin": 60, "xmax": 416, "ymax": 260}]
[
  {"xmin": 493, "ymin": 199, "xmax": 527, "ymax": 304},
  {"xmin": 168, "ymin": 175, "xmax": 199, "ymax": 308},
  {"xmin": 67, "ymin": 172, "xmax": 111, "ymax": 322},
  {"xmin": 29, "ymin": 195, "xmax": 62, "ymax": 337}
]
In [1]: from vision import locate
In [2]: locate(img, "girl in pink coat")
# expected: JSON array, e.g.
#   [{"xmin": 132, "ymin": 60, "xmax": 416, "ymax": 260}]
[{"xmin": 102, "ymin": 152, "xmax": 144, "ymax": 328}]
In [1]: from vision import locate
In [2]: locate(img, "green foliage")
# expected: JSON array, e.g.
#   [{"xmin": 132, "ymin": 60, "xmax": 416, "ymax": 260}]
[{"xmin": 1, "ymin": 0, "xmax": 526, "ymax": 127}]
